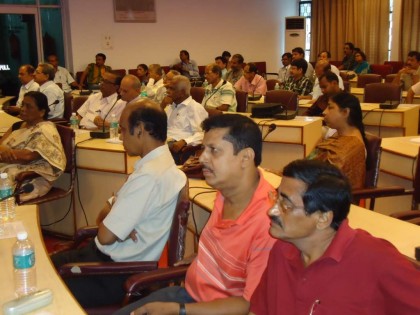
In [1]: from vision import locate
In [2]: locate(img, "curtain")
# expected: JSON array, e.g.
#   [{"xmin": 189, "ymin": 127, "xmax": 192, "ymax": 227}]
[
  {"xmin": 311, "ymin": 0, "xmax": 389, "ymax": 64},
  {"xmin": 399, "ymin": 0, "xmax": 420, "ymax": 60}
]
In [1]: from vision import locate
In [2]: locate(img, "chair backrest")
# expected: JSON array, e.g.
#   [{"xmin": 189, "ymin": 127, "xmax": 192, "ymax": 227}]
[
  {"xmin": 413, "ymin": 147, "xmax": 420, "ymax": 205},
  {"xmin": 364, "ymin": 83, "xmax": 402, "ymax": 103},
  {"xmin": 370, "ymin": 64, "xmax": 393, "ymax": 79},
  {"xmin": 385, "ymin": 74, "xmax": 397, "ymax": 83},
  {"xmin": 72, "ymin": 96, "xmax": 88, "ymax": 114},
  {"xmin": 167, "ymin": 182, "xmax": 190, "ymax": 266},
  {"xmin": 113, "ymin": 69, "xmax": 127, "ymax": 78},
  {"xmin": 56, "ymin": 124, "xmax": 75, "ymax": 175},
  {"xmin": 364, "ymin": 133, "xmax": 382, "ymax": 188},
  {"xmin": 235, "ymin": 90, "xmax": 248, "ymax": 112},
  {"xmin": 128, "ymin": 69, "xmax": 141, "ymax": 80},
  {"xmin": 266, "ymin": 79, "xmax": 281, "ymax": 91},
  {"xmin": 384, "ymin": 61, "xmax": 404, "ymax": 74},
  {"xmin": 357, "ymin": 74, "xmax": 382, "ymax": 88},
  {"xmin": 190, "ymin": 87, "xmax": 205, "ymax": 103},
  {"xmin": 343, "ymin": 81, "xmax": 351, "ymax": 93},
  {"xmin": 63, "ymin": 93, "xmax": 74, "ymax": 121},
  {"xmin": 250, "ymin": 61, "xmax": 267, "ymax": 77},
  {"xmin": 265, "ymin": 89, "xmax": 298, "ymax": 111}
]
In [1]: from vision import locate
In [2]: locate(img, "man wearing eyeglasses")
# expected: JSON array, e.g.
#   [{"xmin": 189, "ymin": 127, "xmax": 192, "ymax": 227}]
[
  {"xmin": 249, "ymin": 159, "xmax": 420, "ymax": 315},
  {"xmin": 77, "ymin": 71, "xmax": 126, "ymax": 129}
]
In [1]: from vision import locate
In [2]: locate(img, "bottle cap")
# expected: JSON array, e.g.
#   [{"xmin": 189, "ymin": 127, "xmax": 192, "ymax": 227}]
[
  {"xmin": 0, "ymin": 173, "xmax": 7, "ymax": 179},
  {"xmin": 17, "ymin": 231, "xmax": 28, "ymax": 241}
]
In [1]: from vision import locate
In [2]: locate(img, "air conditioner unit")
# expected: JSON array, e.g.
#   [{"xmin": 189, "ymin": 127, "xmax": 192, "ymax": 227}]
[{"xmin": 285, "ymin": 16, "xmax": 306, "ymax": 53}]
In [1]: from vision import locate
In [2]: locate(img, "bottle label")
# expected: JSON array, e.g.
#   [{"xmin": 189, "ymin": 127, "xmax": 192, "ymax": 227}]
[
  {"xmin": 110, "ymin": 122, "xmax": 118, "ymax": 128},
  {"xmin": 0, "ymin": 187, "xmax": 12, "ymax": 199},
  {"xmin": 13, "ymin": 252, "xmax": 35, "ymax": 269}
]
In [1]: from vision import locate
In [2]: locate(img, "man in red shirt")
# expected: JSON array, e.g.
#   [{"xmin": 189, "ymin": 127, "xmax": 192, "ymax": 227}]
[{"xmin": 250, "ymin": 159, "xmax": 420, "ymax": 315}]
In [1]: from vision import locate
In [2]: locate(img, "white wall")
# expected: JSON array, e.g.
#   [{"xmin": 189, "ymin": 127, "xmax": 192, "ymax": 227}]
[{"xmin": 65, "ymin": 0, "xmax": 297, "ymax": 74}]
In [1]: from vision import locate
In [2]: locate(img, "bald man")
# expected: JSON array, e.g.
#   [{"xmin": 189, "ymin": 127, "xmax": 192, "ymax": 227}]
[{"xmin": 119, "ymin": 74, "xmax": 142, "ymax": 105}]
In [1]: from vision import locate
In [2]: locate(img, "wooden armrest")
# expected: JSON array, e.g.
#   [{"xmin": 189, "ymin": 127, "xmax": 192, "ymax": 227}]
[
  {"xmin": 124, "ymin": 265, "xmax": 189, "ymax": 295},
  {"xmin": 352, "ymin": 186, "xmax": 408, "ymax": 200},
  {"xmin": 59, "ymin": 261, "xmax": 159, "ymax": 277},
  {"xmin": 15, "ymin": 171, "xmax": 41, "ymax": 183},
  {"xmin": 390, "ymin": 210, "xmax": 420, "ymax": 220}
]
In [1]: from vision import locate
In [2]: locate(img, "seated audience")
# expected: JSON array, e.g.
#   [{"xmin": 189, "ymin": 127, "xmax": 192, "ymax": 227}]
[
  {"xmin": 119, "ymin": 74, "xmax": 142, "ymax": 105},
  {"xmin": 283, "ymin": 59, "xmax": 314, "ymax": 96},
  {"xmin": 34, "ymin": 63, "xmax": 64, "ymax": 119},
  {"xmin": 77, "ymin": 72, "xmax": 125, "ymax": 129},
  {"xmin": 116, "ymin": 114, "xmax": 276, "ymax": 315},
  {"xmin": 145, "ymin": 64, "xmax": 165, "ymax": 103},
  {"xmin": 226, "ymin": 53, "xmax": 245, "ymax": 85},
  {"xmin": 307, "ymin": 92, "xmax": 366, "ymax": 189},
  {"xmin": 317, "ymin": 50, "xmax": 340, "ymax": 76},
  {"xmin": 278, "ymin": 52, "xmax": 292, "ymax": 85},
  {"xmin": 234, "ymin": 62, "xmax": 267, "ymax": 96},
  {"xmin": 5, "ymin": 64, "xmax": 39, "ymax": 116},
  {"xmin": 0, "ymin": 91, "xmax": 65, "ymax": 201},
  {"xmin": 307, "ymin": 60, "xmax": 344, "ymax": 101},
  {"xmin": 136, "ymin": 63, "xmax": 149, "ymax": 85},
  {"xmin": 79, "ymin": 53, "xmax": 112, "ymax": 89},
  {"xmin": 338, "ymin": 42, "xmax": 356, "ymax": 70},
  {"xmin": 353, "ymin": 50, "xmax": 371, "ymax": 74},
  {"xmin": 250, "ymin": 159, "xmax": 420, "ymax": 315},
  {"xmin": 47, "ymin": 53, "xmax": 80, "ymax": 93},
  {"xmin": 392, "ymin": 51, "xmax": 420, "ymax": 91},
  {"xmin": 292, "ymin": 47, "xmax": 314, "ymax": 81},
  {"xmin": 159, "ymin": 69, "xmax": 180, "ymax": 109},
  {"xmin": 222, "ymin": 50, "xmax": 232, "ymax": 70},
  {"xmin": 165, "ymin": 75, "xmax": 208, "ymax": 164},
  {"xmin": 305, "ymin": 71, "xmax": 342, "ymax": 117},
  {"xmin": 171, "ymin": 50, "xmax": 200, "ymax": 79},
  {"xmin": 51, "ymin": 100, "xmax": 186, "ymax": 308},
  {"xmin": 215, "ymin": 55, "xmax": 228, "ymax": 79},
  {"xmin": 406, "ymin": 81, "xmax": 420, "ymax": 103},
  {"xmin": 202, "ymin": 63, "xmax": 237, "ymax": 114}
]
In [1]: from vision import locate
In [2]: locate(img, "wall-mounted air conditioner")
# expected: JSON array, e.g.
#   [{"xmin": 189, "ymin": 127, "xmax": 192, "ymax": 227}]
[{"xmin": 285, "ymin": 16, "xmax": 306, "ymax": 53}]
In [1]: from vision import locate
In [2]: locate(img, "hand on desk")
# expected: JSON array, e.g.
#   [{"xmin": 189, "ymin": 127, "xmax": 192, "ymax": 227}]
[
  {"xmin": 93, "ymin": 115, "xmax": 108, "ymax": 128},
  {"xmin": 132, "ymin": 301, "xmax": 179, "ymax": 315}
]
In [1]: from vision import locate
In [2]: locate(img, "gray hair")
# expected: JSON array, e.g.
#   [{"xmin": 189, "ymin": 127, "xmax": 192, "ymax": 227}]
[{"xmin": 38, "ymin": 62, "xmax": 55, "ymax": 81}]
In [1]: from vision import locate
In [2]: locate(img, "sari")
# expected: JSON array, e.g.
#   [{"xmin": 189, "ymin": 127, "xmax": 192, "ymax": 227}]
[
  {"xmin": 308, "ymin": 135, "xmax": 366, "ymax": 189},
  {"xmin": 0, "ymin": 121, "xmax": 66, "ymax": 201}
]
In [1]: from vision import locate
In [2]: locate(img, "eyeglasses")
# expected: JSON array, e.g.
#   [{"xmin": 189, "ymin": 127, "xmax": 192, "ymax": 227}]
[{"xmin": 268, "ymin": 191, "xmax": 305, "ymax": 215}]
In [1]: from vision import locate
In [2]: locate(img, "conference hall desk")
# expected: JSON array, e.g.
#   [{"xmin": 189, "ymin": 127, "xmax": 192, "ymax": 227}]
[
  {"xmin": 297, "ymin": 101, "xmax": 419, "ymax": 137},
  {"xmin": 40, "ymin": 131, "xmax": 138, "ymax": 236},
  {"xmin": 0, "ymin": 110, "xmax": 21, "ymax": 136},
  {"xmin": 247, "ymin": 114, "xmax": 323, "ymax": 171},
  {"xmin": 0, "ymin": 205, "xmax": 85, "ymax": 314},
  {"xmin": 187, "ymin": 176, "xmax": 420, "ymax": 261},
  {"xmin": 351, "ymin": 87, "xmax": 420, "ymax": 104},
  {"xmin": 374, "ymin": 136, "xmax": 420, "ymax": 215}
]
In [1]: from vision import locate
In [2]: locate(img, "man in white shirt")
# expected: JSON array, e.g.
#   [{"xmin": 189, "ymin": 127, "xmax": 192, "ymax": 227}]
[
  {"xmin": 5, "ymin": 64, "xmax": 39, "ymax": 115},
  {"xmin": 119, "ymin": 74, "xmax": 142, "ymax": 105},
  {"xmin": 317, "ymin": 50, "xmax": 341, "ymax": 76},
  {"xmin": 146, "ymin": 64, "xmax": 165, "ymax": 103},
  {"xmin": 406, "ymin": 81, "xmax": 420, "ymax": 104},
  {"xmin": 51, "ymin": 100, "xmax": 187, "ymax": 308},
  {"xmin": 278, "ymin": 52, "xmax": 292, "ymax": 84},
  {"xmin": 77, "ymin": 72, "xmax": 126, "ymax": 129},
  {"xmin": 305, "ymin": 60, "xmax": 344, "ymax": 101},
  {"xmin": 47, "ymin": 53, "xmax": 80, "ymax": 93},
  {"xmin": 165, "ymin": 75, "xmax": 208, "ymax": 164},
  {"xmin": 34, "ymin": 63, "xmax": 64, "ymax": 119}
]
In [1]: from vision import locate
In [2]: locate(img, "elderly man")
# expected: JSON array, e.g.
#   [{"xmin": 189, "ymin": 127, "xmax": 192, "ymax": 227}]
[
  {"xmin": 393, "ymin": 51, "xmax": 420, "ymax": 91},
  {"xmin": 226, "ymin": 53, "xmax": 245, "ymax": 85},
  {"xmin": 278, "ymin": 52, "xmax": 292, "ymax": 85},
  {"xmin": 5, "ymin": 65, "xmax": 39, "ymax": 115},
  {"xmin": 202, "ymin": 63, "xmax": 237, "ymax": 114},
  {"xmin": 165, "ymin": 75, "xmax": 208, "ymax": 164},
  {"xmin": 51, "ymin": 100, "xmax": 187, "ymax": 308},
  {"xmin": 171, "ymin": 50, "xmax": 200, "ymax": 79},
  {"xmin": 79, "ymin": 52, "xmax": 112, "ymax": 89},
  {"xmin": 159, "ymin": 69, "xmax": 181, "ymax": 109},
  {"xmin": 116, "ymin": 114, "xmax": 276, "ymax": 315},
  {"xmin": 34, "ymin": 63, "xmax": 64, "ymax": 119},
  {"xmin": 119, "ymin": 74, "xmax": 142, "ymax": 105},
  {"xmin": 283, "ymin": 59, "xmax": 313, "ymax": 97},
  {"xmin": 235, "ymin": 62, "xmax": 267, "ymax": 96},
  {"xmin": 250, "ymin": 159, "xmax": 420, "ymax": 315},
  {"xmin": 292, "ymin": 47, "xmax": 314, "ymax": 81},
  {"xmin": 338, "ymin": 42, "xmax": 356, "ymax": 71},
  {"xmin": 77, "ymin": 72, "xmax": 125, "ymax": 129},
  {"xmin": 145, "ymin": 64, "xmax": 165, "ymax": 103},
  {"xmin": 47, "ymin": 53, "xmax": 80, "ymax": 93}
]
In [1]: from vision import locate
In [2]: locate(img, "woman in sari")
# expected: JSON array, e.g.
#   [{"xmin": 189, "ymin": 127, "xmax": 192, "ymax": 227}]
[
  {"xmin": 308, "ymin": 92, "xmax": 367, "ymax": 189},
  {"xmin": 0, "ymin": 91, "xmax": 66, "ymax": 201}
]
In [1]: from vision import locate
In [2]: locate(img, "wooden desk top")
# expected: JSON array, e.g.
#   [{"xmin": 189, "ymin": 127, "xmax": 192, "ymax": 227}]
[
  {"xmin": 0, "ymin": 96, "xmax": 15, "ymax": 107},
  {"xmin": 189, "ymin": 174, "xmax": 420, "ymax": 260},
  {"xmin": 0, "ymin": 110, "xmax": 21, "ymax": 135},
  {"xmin": 0, "ymin": 206, "xmax": 85, "ymax": 314},
  {"xmin": 381, "ymin": 136, "xmax": 420, "ymax": 158}
]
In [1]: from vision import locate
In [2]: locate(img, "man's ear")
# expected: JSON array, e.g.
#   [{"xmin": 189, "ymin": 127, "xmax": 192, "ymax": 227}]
[
  {"xmin": 240, "ymin": 147, "xmax": 255, "ymax": 167},
  {"xmin": 316, "ymin": 211, "xmax": 333, "ymax": 230}
]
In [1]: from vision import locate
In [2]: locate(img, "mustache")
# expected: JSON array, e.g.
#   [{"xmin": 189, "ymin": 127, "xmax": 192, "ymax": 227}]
[{"xmin": 269, "ymin": 214, "xmax": 283, "ymax": 228}]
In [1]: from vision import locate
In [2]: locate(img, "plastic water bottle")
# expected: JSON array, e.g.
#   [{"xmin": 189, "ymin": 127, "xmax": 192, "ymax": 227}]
[
  {"xmin": 13, "ymin": 231, "xmax": 37, "ymax": 297},
  {"xmin": 69, "ymin": 112, "xmax": 79, "ymax": 130},
  {"xmin": 109, "ymin": 114, "xmax": 119, "ymax": 140},
  {"xmin": 140, "ymin": 83, "xmax": 147, "ymax": 98},
  {"xmin": 202, "ymin": 79, "xmax": 208, "ymax": 88},
  {"xmin": 0, "ymin": 173, "xmax": 15, "ymax": 223},
  {"xmin": 274, "ymin": 82, "xmax": 280, "ymax": 90}
]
